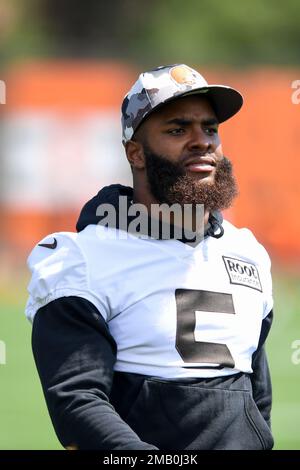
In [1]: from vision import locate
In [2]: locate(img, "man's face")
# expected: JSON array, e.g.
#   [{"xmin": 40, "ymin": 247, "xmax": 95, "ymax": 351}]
[
  {"xmin": 135, "ymin": 95, "xmax": 238, "ymax": 210},
  {"xmin": 139, "ymin": 94, "xmax": 223, "ymax": 178}
]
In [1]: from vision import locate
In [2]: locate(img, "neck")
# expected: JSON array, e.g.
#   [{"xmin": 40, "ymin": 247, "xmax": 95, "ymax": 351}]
[{"xmin": 132, "ymin": 183, "xmax": 210, "ymax": 236}]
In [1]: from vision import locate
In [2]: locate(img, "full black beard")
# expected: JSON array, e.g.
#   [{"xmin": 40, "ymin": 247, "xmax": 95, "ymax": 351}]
[{"xmin": 144, "ymin": 148, "xmax": 238, "ymax": 211}]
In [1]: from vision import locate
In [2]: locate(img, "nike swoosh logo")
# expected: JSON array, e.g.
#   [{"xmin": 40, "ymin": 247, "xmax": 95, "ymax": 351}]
[{"xmin": 38, "ymin": 238, "xmax": 57, "ymax": 249}]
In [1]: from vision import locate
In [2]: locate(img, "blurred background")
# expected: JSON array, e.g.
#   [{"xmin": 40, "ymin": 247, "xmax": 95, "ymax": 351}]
[{"xmin": 0, "ymin": 0, "xmax": 299, "ymax": 450}]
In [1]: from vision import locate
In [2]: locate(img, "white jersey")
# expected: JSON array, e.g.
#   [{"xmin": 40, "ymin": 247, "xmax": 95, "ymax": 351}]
[{"xmin": 25, "ymin": 221, "xmax": 273, "ymax": 379}]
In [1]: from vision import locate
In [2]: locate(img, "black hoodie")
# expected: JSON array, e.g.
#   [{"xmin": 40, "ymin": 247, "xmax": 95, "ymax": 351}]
[
  {"xmin": 31, "ymin": 185, "xmax": 273, "ymax": 450},
  {"xmin": 76, "ymin": 183, "xmax": 225, "ymax": 241}
]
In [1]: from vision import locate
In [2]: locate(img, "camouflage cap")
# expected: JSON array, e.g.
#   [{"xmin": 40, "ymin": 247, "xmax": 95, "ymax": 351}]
[{"xmin": 121, "ymin": 64, "xmax": 243, "ymax": 143}]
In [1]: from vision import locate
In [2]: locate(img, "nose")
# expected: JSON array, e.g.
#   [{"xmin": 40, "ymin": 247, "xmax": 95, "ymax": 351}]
[{"xmin": 187, "ymin": 127, "xmax": 213, "ymax": 153}]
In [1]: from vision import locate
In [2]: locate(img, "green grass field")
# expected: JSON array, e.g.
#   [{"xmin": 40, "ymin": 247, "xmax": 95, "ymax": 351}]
[{"xmin": 0, "ymin": 269, "xmax": 299, "ymax": 450}]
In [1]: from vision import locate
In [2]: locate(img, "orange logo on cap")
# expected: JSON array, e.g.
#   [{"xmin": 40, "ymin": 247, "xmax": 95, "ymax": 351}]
[{"xmin": 170, "ymin": 65, "xmax": 198, "ymax": 86}]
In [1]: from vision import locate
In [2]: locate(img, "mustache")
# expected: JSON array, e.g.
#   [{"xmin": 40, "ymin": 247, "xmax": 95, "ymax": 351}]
[{"xmin": 144, "ymin": 147, "xmax": 230, "ymax": 176}]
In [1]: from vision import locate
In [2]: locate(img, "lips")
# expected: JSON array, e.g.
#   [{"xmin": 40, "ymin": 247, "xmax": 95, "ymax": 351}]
[{"xmin": 184, "ymin": 155, "xmax": 216, "ymax": 173}]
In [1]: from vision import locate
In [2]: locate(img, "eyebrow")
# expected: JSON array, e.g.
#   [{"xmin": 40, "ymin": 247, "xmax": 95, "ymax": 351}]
[{"xmin": 165, "ymin": 117, "xmax": 219, "ymax": 126}]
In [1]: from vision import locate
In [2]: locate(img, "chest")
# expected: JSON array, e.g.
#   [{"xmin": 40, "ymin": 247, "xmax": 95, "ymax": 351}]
[{"xmin": 102, "ymin": 241, "xmax": 266, "ymax": 362}]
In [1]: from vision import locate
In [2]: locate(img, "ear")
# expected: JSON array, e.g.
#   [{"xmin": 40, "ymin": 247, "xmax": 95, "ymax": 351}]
[{"xmin": 125, "ymin": 140, "xmax": 145, "ymax": 170}]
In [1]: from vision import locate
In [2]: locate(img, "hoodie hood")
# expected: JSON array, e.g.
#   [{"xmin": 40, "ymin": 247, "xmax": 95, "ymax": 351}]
[
  {"xmin": 76, "ymin": 184, "xmax": 133, "ymax": 232},
  {"xmin": 76, "ymin": 184, "xmax": 224, "ymax": 241}
]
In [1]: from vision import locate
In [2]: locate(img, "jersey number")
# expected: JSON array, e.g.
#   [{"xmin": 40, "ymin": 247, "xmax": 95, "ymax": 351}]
[{"xmin": 175, "ymin": 289, "xmax": 235, "ymax": 368}]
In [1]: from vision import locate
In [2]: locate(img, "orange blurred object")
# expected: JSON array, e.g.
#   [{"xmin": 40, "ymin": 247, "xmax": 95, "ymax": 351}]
[{"xmin": 1, "ymin": 62, "xmax": 300, "ymax": 263}]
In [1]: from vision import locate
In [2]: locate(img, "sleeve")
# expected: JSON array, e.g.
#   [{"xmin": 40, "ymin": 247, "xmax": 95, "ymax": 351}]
[
  {"xmin": 250, "ymin": 309, "xmax": 273, "ymax": 427},
  {"xmin": 261, "ymin": 249, "xmax": 273, "ymax": 319},
  {"xmin": 32, "ymin": 296, "xmax": 158, "ymax": 450},
  {"xmin": 25, "ymin": 232, "xmax": 110, "ymax": 322},
  {"xmin": 239, "ymin": 227, "xmax": 273, "ymax": 319}
]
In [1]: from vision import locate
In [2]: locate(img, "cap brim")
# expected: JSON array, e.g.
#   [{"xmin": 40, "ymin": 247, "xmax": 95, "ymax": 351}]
[
  {"xmin": 179, "ymin": 85, "xmax": 243, "ymax": 122},
  {"xmin": 129, "ymin": 84, "xmax": 243, "ymax": 141}
]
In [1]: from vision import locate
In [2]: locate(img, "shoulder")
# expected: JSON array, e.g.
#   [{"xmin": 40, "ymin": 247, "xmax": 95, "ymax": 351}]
[
  {"xmin": 25, "ymin": 229, "xmax": 109, "ymax": 322},
  {"xmin": 222, "ymin": 220, "xmax": 273, "ymax": 317},
  {"xmin": 27, "ymin": 225, "xmax": 115, "ymax": 272},
  {"xmin": 26, "ymin": 231, "xmax": 88, "ymax": 290},
  {"xmin": 222, "ymin": 220, "xmax": 271, "ymax": 266},
  {"xmin": 27, "ymin": 231, "xmax": 82, "ymax": 269}
]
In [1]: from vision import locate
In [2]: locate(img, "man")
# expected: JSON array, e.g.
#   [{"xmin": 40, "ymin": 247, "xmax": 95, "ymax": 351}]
[{"xmin": 25, "ymin": 64, "xmax": 274, "ymax": 450}]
